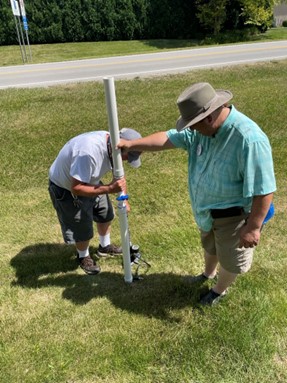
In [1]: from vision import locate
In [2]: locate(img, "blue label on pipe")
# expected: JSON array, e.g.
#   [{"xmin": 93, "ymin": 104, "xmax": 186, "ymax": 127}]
[{"xmin": 116, "ymin": 195, "xmax": 129, "ymax": 201}]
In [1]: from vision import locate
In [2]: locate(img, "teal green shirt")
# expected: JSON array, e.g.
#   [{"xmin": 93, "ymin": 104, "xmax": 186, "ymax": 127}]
[{"xmin": 167, "ymin": 105, "xmax": 276, "ymax": 231}]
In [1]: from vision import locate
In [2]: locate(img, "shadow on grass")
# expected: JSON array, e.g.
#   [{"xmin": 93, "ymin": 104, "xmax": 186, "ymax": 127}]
[
  {"xmin": 142, "ymin": 39, "xmax": 201, "ymax": 50},
  {"xmin": 141, "ymin": 32, "xmax": 273, "ymax": 51},
  {"xmin": 10, "ymin": 243, "xmax": 208, "ymax": 321}
]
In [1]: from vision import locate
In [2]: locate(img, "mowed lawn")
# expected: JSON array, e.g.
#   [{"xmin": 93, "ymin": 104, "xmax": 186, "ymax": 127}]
[
  {"xmin": 0, "ymin": 27, "xmax": 287, "ymax": 66},
  {"xmin": 0, "ymin": 60, "xmax": 286, "ymax": 383}
]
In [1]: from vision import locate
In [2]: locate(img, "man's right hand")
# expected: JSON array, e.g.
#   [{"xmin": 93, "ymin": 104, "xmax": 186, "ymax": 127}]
[
  {"xmin": 108, "ymin": 177, "xmax": 126, "ymax": 193},
  {"xmin": 117, "ymin": 139, "xmax": 131, "ymax": 152}
]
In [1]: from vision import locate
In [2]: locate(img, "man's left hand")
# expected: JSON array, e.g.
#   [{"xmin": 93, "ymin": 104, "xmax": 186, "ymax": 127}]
[{"xmin": 239, "ymin": 225, "xmax": 261, "ymax": 248}]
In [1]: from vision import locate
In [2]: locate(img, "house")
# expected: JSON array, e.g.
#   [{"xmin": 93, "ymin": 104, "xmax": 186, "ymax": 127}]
[{"xmin": 274, "ymin": 3, "xmax": 287, "ymax": 26}]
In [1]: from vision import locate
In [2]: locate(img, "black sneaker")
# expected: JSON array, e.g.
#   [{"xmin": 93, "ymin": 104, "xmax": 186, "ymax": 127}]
[
  {"xmin": 199, "ymin": 288, "xmax": 226, "ymax": 306},
  {"xmin": 97, "ymin": 244, "xmax": 122, "ymax": 257},
  {"xmin": 77, "ymin": 255, "xmax": 101, "ymax": 275}
]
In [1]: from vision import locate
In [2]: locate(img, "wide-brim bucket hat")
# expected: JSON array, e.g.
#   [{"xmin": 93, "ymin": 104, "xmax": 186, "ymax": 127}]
[{"xmin": 176, "ymin": 82, "xmax": 233, "ymax": 131}]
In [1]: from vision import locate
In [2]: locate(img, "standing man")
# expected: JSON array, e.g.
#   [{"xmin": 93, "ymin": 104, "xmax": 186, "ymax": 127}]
[
  {"xmin": 48, "ymin": 128, "xmax": 141, "ymax": 275},
  {"xmin": 117, "ymin": 82, "xmax": 276, "ymax": 305}
]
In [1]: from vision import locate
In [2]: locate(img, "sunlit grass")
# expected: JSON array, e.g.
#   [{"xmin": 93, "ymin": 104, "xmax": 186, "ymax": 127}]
[
  {"xmin": 0, "ymin": 27, "xmax": 286, "ymax": 67},
  {"xmin": 0, "ymin": 60, "xmax": 287, "ymax": 382}
]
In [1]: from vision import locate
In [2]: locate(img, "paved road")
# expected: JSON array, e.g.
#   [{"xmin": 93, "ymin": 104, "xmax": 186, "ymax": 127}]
[{"xmin": 1, "ymin": 41, "xmax": 287, "ymax": 89}]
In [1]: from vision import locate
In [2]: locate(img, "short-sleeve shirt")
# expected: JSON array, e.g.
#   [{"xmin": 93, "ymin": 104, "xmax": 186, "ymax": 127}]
[
  {"xmin": 49, "ymin": 131, "xmax": 112, "ymax": 191},
  {"xmin": 167, "ymin": 105, "xmax": 276, "ymax": 231}
]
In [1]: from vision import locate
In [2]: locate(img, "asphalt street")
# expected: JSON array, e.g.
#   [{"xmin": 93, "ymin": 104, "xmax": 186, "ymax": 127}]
[{"xmin": 0, "ymin": 40, "xmax": 287, "ymax": 89}]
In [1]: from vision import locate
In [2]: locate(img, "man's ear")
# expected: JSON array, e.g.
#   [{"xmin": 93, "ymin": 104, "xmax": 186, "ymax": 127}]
[{"xmin": 205, "ymin": 114, "xmax": 213, "ymax": 124}]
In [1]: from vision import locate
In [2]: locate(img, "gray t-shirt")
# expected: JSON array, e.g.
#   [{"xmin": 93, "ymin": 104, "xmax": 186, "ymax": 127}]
[{"xmin": 49, "ymin": 131, "xmax": 112, "ymax": 191}]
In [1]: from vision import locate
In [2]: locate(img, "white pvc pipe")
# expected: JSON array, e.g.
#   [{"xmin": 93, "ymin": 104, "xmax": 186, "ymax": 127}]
[{"xmin": 103, "ymin": 77, "xmax": 133, "ymax": 283}]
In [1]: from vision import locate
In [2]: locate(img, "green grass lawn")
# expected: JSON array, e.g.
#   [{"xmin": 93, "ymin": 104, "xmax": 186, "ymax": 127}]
[
  {"xmin": 0, "ymin": 27, "xmax": 287, "ymax": 67},
  {"xmin": 0, "ymin": 56, "xmax": 287, "ymax": 381}
]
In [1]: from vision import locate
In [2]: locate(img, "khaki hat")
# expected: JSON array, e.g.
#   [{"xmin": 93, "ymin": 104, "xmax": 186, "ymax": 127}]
[{"xmin": 176, "ymin": 82, "xmax": 233, "ymax": 131}]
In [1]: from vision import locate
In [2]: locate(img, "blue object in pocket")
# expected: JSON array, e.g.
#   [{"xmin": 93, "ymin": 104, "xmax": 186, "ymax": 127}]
[{"xmin": 263, "ymin": 202, "xmax": 275, "ymax": 225}]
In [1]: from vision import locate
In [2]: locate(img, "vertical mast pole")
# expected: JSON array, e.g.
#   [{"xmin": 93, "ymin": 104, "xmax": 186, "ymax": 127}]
[{"xmin": 103, "ymin": 77, "xmax": 133, "ymax": 283}]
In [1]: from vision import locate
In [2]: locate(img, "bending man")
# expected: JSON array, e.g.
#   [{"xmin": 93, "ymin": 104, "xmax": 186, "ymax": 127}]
[{"xmin": 49, "ymin": 128, "xmax": 141, "ymax": 275}]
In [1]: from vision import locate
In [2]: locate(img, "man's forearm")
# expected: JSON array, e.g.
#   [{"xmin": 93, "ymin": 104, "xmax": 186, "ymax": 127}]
[
  {"xmin": 71, "ymin": 177, "xmax": 126, "ymax": 197},
  {"xmin": 120, "ymin": 131, "xmax": 175, "ymax": 152},
  {"xmin": 247, "ymin": 193, "xmax": 274, "ymax": 230},
  {"xmin": 71, "ymin": 182, "xmax": 111, "ymax": 197}
]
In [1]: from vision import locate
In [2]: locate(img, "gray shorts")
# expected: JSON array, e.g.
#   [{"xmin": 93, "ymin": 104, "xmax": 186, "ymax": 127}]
[
  {"xmin": 48, "ymin": 181, "xmax": 114, "ymax": 244},
  {"xmin": 200, "ymin": 213, "xmax": 254, "ymax": 274}
]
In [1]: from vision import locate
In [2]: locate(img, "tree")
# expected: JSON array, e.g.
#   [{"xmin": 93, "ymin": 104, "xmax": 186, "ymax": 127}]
[
  {"xmin": 0, "ymin": 0, "xmax": 16, "ymax": 45},
  {"xmin": 146, "ymin": 0, "xmax": 187, "ymax": 39},
  {"xmin": 114, "ymin": 0, "xmax": 137, "ymax": 40},
  {"xmin": 28, "ymin": 1, "xmax": 64, "ymax": 44},
  {"xmin": 195, "ymin": 0, "xmax": 228, "ymax": 35},
  {"xmin": 239, "ymin": 0, "xmax": 280, "ymax": 31},
  {"xmin": 61, "ymin": 0, "xmax": 85, "ymax": 42},
  {"xmin": 131, "ymin": 0, "xmax": 148, "ymax": 39}
]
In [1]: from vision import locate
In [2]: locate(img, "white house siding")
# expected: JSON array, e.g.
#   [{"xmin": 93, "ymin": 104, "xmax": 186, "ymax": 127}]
[{"xmin": 274, "ymin": 3, "xmax": 287, "ymax": 26}]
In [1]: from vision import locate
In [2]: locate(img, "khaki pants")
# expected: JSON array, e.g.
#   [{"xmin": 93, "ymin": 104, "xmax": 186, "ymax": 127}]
[{"xmin": 200, "ymin": 213, "xmax": 254, "ymax": 274}]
